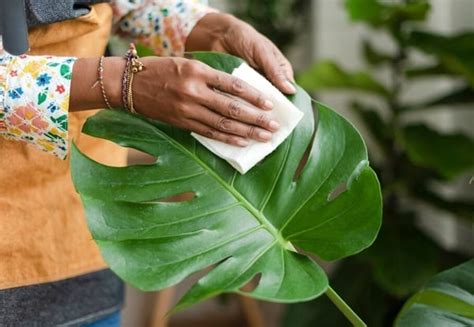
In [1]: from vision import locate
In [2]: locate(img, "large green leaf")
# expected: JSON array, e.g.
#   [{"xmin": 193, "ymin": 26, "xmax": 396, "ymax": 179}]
[
  {"xmin": 297, "ymin": 60, "xmax": 390, "ymax": 97},
  {"xmin": 401, "ymin": 124, "xmax": 474, "ymax": 179},
  {"xmin": 395, "ymin": 259, "xmax": 474, "ymax": 326},
  {"xmin": 71, "ymin": 52, "xmax": 382, "ymax": 310}
]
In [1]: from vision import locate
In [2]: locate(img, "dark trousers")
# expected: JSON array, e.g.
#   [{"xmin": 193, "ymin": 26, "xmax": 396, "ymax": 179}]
[{"xmin": 0, "ymin": 269, "xmax": 124, "ymax": 326}]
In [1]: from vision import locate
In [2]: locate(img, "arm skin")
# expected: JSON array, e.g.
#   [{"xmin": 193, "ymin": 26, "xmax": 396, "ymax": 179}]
[
  {"xmin": 69, "ymin": 57, "xmax": 124, "ymax": 112},
  {"xmin": 69, "ymin": 13, "xmax": 295, "ymax": 147}
]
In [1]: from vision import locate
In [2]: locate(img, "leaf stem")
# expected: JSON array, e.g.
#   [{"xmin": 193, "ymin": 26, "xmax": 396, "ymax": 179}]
[{"xmin": 325, "ymin": 286, "xmax": 366, "ymax": 327}]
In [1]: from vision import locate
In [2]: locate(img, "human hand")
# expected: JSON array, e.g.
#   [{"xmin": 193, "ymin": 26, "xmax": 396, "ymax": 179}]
[
  {"xmin": 186, "ymin": 13, "xmax": 296, "ymax": 95},
  {"xmin": 128, "ymin": 57, "xmax": 280, "ymax": 147}
]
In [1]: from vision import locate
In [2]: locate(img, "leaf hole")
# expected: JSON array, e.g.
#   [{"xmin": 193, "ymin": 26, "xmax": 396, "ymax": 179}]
[
  {"xmin": 142, "ymin": 191, "xmax": 196, "ymax": 204},
  {"xmin": 128, "ymin": 149, "xmax": 158, "ymax": 165},
  {"xmin": 327, "ymin": 182, "xmax": 347, "ymax": 201},
  {"xmin": 293, "ymin": 110, "xmax": 319, "ymax": 181},
  {"xmin": 239, "ymin": 273, "xmax": 262, "ymax": 293}
]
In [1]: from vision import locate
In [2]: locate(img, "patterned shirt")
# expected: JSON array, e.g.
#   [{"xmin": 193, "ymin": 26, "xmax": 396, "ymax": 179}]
[{"xmin": 0, "ymin": 0, "xmax": 212, "ymax": 159}]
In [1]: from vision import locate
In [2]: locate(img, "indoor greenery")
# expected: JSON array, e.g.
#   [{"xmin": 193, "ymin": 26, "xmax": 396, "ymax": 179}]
[
  {"xmin": 233, "ymin": 0, "xmax": 310, "ymax": 52},
  {"xmin": 71, "ymin": 52, "xmax": 382, "ymax": 325},
  {"xmin": 282, "ymin": 0, "xmax": 474, "ymax": 325},
  {"xmin": 395, "ymin": 259, "xmax": 474, "ymax": 326}
]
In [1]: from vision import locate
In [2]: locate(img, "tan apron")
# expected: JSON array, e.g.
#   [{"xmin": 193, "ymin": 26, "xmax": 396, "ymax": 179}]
[{"xmin": 0, "ymin": 3, "xmax": 127, "ymax": 290}]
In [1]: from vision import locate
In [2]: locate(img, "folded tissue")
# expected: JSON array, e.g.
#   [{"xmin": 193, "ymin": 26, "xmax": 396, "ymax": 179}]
[{"xmin": 192, "ymin": 63, "xmax": 304, "ymax": 174}]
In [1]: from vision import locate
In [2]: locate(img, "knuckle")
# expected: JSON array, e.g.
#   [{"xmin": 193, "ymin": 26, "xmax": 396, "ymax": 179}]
[
  {"xmin": 256, "ymin": 113, "xmax": 270, "ymax": 126},
  {"xmin": 216, "ymin": 117, "xmax": 232, "ymax": 131},
  {"xmin": 256, "ymin": 94, "xmax": 265, "ymax": 107},
  {"xmin": 205, "ymin": 129, "xmax": 217, "ymax": 139},
  {"xmin": 247, "ymin": 125, "xmax": 257, "ymax": 138},
  {"xmin": 229, "ymin": 136, "xmax": 240, "ymax": 144},
  {"xmin": 182, "ymin": 83, "xmax": 198, "ymax": 98},
  {"xmin": 185, "ymin": 60, "xmax": 204, "ymax": 75},
  {"xmin": 214, "ymin": 74, "xmax": 223, "ymax": 89},
  {"xmin": 231, "ymin": 77, "xmax": 244, "ymax": 93},
  {"xmin": 281, "ymin": 62, "xmax": 294, "ymax": 76},
  {"xmin": 270, "ymin": 69, "xmax": 286, "ymax": 81},
  {"xmin": 176, "ymin": 104, "xmax": 191, "ymax": 117},
  {"xmin": 227, "ymin": 101, "xmax": 242, "ymax": 118}
]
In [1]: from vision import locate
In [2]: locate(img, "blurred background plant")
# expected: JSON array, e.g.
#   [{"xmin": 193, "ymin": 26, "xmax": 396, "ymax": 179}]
[
  {"xmin": 270, "ymin": 0, "xmax": 473, "ymax": 325},
  {"xmin": 233, "ymin": 0, "xmax": 310, "ymax": 52}
]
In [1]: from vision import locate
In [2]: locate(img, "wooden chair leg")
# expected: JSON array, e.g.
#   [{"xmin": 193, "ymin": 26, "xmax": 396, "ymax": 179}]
[{"xmin": 149, "ymin": 287, "xmax": 176, "ymax": 327}]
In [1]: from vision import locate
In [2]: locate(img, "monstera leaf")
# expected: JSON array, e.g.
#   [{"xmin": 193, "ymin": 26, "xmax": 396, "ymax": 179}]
[
  {"xmin": 71, "ymin": 52, "xmax": 382, "ymax": 312},
  {"xmin": 395, "ymin": 259, "xmax": 474, "ymax": 326}
]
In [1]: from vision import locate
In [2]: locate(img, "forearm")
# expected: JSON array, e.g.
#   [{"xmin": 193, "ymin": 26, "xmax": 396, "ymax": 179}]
[{"xmin": 69, "ymin": 57, "xmax": 125, "ymax": 111}]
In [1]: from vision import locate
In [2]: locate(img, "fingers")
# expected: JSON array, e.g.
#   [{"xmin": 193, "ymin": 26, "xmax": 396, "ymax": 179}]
[
  {"xmin": 273, "ymin": 47, "xmax": 295, "ymax": 83},
  {"xmin": 193, "ymin": 105, "xmax": 274, "ymax": 143},
  {"xmin": 186, "ymin": 119, "xmax": 250, "ymax": 147},
  {"xmin": 207, "ymin": 70, "xmax": 273, "ymax": 110},
  {"xmin": 252, "ymin": 43, "xmax": 296, "ymax": 94},
  {"xmin": 201, "ymin": 90, "xmax": 280, "ymax": 132}
]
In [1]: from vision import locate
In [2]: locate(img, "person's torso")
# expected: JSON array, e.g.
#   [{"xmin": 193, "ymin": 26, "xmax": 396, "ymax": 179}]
[{"xmin": 0, "ymin": 2, "xmax": 128, "ymax": 290}]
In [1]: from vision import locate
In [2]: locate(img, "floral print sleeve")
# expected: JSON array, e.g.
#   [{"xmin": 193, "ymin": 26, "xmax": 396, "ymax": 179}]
[
  {"xmin": 112, "ymin": 0, "xmax": 216, "ymax": 56},
  {"xmin": 0, "ymin": 0, "xmax": 211, "ymax": 158},
  {"xmin": 0, "ymin": 39, "xmax": 76, "ymax": 159}
]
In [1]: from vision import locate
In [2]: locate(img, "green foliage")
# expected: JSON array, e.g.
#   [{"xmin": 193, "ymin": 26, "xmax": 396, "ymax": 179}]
[
  {"xmin": 362, "ymin": 40, "xmax": 394, "ymax": 66},
  {"xmin": 395, "ymin": 259, "xmax": 474, "ymax": 326},
  {"xmin": 285, "ymin": 0, "xmax": 474, "ymax": 325},
  {"xmin": 298, "ymin": 60, "xmax": 390, "ymax": 97},
  {"xmin": 401, "ymin": 124, "xmax": 474, "ymax": 179},
  {"xmin": 135, "ymin": 43, "xmax": 155, "ymax": 57},
  {"xmin": 363, "ymin": 219, "xmax": 440, "ymax": 297},
  {"xmin": 71, "ymin": 52, "xmax": 382, "ymax": 313},
  {"xmin": 407, "ymin": 31, "xmax": 474, "ymax": 85},
  {"xmin": 233, "ymin": 0, "xmax": 310, "ymax": 51},
  {"xmin": 345, "ymin": 0, "xmax": 430, "ymax": 35},
  {"xmin": 401, "ymin": 87, "xmax": 474, "ymax": 111}
]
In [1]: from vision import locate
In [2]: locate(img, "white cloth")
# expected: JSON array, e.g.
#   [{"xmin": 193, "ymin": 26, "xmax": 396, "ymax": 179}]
[{"xmin": 192, "ymin": 63, "xmax": 304, "ymax": 174}]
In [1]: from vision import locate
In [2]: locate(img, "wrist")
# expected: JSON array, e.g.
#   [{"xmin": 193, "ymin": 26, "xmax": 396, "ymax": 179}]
[
  {"xmin": 103, "ymin": 57, "xmax": 126, "ymax": 108},
  {"xmin": 186, "ymin": 12, "xmax": 239, "ymax": 51}
]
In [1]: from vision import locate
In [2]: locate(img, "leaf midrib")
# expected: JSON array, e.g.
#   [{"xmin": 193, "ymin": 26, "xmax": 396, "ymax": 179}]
[{"xmin": 153, "ymin": 127, "xmax": 290, "ymax": 249}]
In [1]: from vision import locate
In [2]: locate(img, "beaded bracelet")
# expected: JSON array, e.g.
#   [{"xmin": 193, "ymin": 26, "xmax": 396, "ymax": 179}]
[
  {"xmin": 121, "ymin": 43, "xmax": 145, "ymax": 113},
  {"xmin": 92, "ymin": 56, "xmax": 113, "ymax": 110}
]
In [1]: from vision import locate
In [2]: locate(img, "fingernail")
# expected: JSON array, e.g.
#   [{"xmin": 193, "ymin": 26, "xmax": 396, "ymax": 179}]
[
  {"xmin": 264, "ymin": 100, "xmax": 274, "ymax": 110},
  {"xmin": 269, "ymin": 120, "xmax": 280, "ymax": 130},
  {"xmin": 237, "ymin": 139, "xmax": 249, "ymax": 147},
  {"xmin": 258, "ymin": 131, "xmax": 272, "ymax": 141},
  {"xmin": 285, "ymin": 80, "xmax": 296, "ymax": 93}
]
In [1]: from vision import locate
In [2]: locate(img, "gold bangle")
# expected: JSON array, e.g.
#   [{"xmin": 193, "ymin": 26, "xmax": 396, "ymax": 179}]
[{"xmin": 123, "ymin": 43, "xmax": 145, "ymax": 113}]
